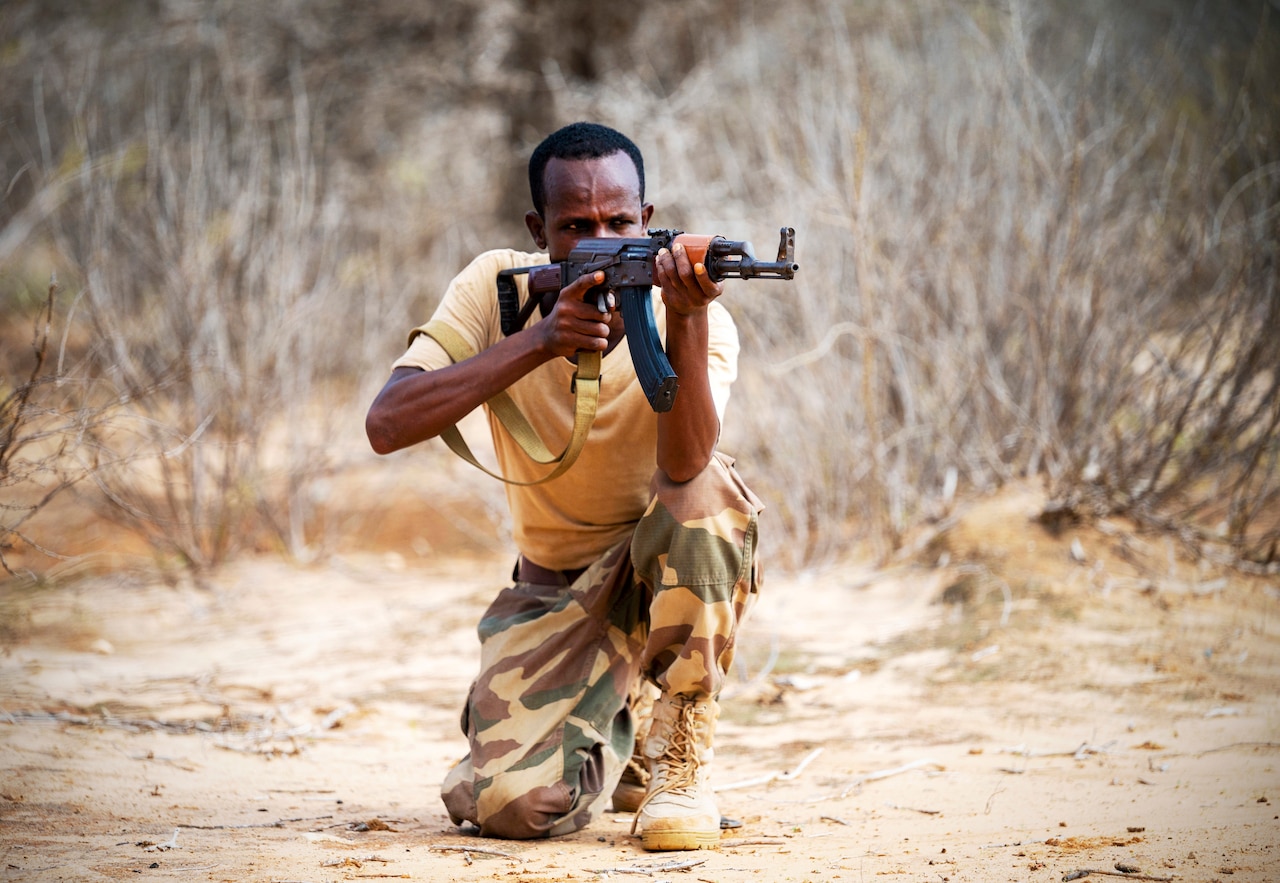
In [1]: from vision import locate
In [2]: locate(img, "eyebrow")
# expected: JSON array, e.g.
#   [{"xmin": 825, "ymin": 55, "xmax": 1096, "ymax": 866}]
[{"xmin": 558, "ymin": 211, "xmax": 639, "ymax": 227}]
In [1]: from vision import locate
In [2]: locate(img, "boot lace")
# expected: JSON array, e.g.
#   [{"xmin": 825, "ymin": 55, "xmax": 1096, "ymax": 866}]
[{"xmin": 630, "ymin": 702, "xmax": 701, "ymax": 831}]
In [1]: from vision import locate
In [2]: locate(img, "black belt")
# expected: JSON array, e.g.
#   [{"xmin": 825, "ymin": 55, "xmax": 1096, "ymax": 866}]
[{"xmin": 515, "ymin": 556, "xmax": 586, "ymax": 587}]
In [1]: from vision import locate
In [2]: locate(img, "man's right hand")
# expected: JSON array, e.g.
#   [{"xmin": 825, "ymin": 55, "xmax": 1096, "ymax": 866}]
[
  {"xmin": 536, "ymin": 270, "xmax": 620, "ymax": 359},
  {"xmin": 367, "ymin": 270, "xmax": 624, "ymax": 454}
]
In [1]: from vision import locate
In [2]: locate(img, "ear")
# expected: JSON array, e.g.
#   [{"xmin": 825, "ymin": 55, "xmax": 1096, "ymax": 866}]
[
  {"xmin": 525, "ymin": 211, "xmax": 548, "ymax": 250},
  {"xmin": 640, "ymin": 202, "xmax": 654, "ymax": 229}
]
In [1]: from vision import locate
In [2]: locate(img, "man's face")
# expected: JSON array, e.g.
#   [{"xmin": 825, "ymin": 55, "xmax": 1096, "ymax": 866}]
[{"xmin": 526, "ymin": 152, "xmax": 654, "ymax": 261}]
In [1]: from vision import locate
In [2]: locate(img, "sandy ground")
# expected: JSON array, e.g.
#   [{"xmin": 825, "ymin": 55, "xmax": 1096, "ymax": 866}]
[{"xmin": 2, "ymin": 483, "xmax": 1279, "ymax": 883}]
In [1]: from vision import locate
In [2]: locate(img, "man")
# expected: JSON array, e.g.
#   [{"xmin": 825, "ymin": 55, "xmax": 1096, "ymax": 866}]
[{"xmin": 365, "ymin": 122, "xmax": 762, "ymax": 851}]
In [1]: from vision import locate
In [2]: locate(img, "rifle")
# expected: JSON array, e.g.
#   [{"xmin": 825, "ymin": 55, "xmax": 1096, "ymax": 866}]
[{"xmin": 495, "ymin": 227, "xmax": 799, "ymax": 412}]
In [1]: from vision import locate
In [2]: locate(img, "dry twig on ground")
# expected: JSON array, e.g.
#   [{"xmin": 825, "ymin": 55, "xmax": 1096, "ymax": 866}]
[{"xmin": 718, "ymin": 747, "xmax": 824, "ymax": 792}]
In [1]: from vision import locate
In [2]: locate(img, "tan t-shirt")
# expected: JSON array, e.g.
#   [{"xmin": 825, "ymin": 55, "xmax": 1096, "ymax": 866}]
[{"xmin": 392, "ymin": 248, "xmax": 740, "ymax": 571}]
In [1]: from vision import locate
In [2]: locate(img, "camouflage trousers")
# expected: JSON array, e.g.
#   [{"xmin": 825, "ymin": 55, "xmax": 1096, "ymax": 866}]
[{"xmin": 441, "ymin": 452, "xmax": 763, "ymax": 839}]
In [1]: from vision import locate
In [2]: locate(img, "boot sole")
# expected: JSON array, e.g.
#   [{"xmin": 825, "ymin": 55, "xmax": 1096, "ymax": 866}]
[{"xmin": 640, "ymin": 828, "xmax": 721, "ymax": 851}]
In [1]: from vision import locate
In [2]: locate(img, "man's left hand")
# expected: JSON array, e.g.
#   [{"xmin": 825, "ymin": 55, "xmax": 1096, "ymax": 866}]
[{"xmin": 653, "ymin": 242, "xmax": 724, "ymax": 315}]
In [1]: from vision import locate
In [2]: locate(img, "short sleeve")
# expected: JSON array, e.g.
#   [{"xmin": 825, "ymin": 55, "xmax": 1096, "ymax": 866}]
[{"xmin": 392, "ymin": 249, "xmax": 544, "ymax": 372}]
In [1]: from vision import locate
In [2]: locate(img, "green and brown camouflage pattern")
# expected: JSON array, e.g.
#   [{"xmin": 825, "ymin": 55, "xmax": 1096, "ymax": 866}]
[{"xmin": 441, "ymin": 453, "xmax": 763, "ymax": 839}]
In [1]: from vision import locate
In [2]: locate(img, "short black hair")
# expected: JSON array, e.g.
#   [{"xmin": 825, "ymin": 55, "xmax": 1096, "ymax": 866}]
[{"xmin": 528, "ymin": 122, "xmax": 645, "ymax": 216}]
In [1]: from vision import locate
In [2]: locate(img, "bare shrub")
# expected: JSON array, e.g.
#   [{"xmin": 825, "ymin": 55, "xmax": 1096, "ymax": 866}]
[
  {"xmin": 1, "ymin": 277, "xmax": 68, "ymax": 574},
  {"xmin": 595, "ymin": 1, "xmax": 1280, "ymax": 570},
  {"xmin": 0, "ymin": 276, "xmax": 124, "ymax": 576},
  {"xmin": 2, "ymin": 0, "xmax": 1276, "ymax": 576},
  {"xmin": 5, "ymin": 38, "xmax": 370, "ymax": 568},
  {"xmin": 0, "ymin": 5, "xmax": 518, "ymax": 574}
]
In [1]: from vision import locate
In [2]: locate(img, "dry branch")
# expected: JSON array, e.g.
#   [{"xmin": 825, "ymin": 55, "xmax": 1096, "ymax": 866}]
[
  {"xmin": 321, "ymin": 856, "xmax": 392, "ymax": 868},
  {"xmin": 1062, "ymin": 870, "xmax": 1172, "ymax": 882},
  {"xmin": 718, "ymin": 747, "xmax": 824, "ymax": 792},
  {"xmin": 999, "ymin": 741, "xmax": 1116, "ymax": 760},
  {"xmin": 178, "ymin": 815, "xmax": 332, "ymax": 830},
  {"xmin": 593, "ymin": 857, "xmax": 708, "ymax": 875},
  {"xmin": 831, "ymin": 758, "xmax": 945, "ymax": 801},
  {"xmin": 428, "ymin": 844, "xmax": 519, "ymax": 859}
]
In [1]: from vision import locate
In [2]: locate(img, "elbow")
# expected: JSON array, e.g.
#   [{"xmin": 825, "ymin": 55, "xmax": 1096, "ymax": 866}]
[
  {"xmin": 657, "ymin": 436, "xmax": 719, "ymax": 484},
  {"xmin": 366, "ymin": 367, "xmax": 430, "ymax": 455},
  {"xmin": 365, "ymin": 410, "xmax": 399, "ymax": 456},
  {"xmin": 659, "ymin": 454, "xmax": 714, "ymax": 485}
]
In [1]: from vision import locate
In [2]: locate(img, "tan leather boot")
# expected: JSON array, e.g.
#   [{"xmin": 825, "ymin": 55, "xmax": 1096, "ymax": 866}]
[{"xmin": 632, "ymin": 694, "xmax": 720, "ymax": 851}]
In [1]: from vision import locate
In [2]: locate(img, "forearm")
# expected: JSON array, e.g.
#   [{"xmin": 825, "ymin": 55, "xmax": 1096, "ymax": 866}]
[
  {"xmin": 657, "ymin": 309, "xmax": 720, "ymax": 482},
  {"xmin": 365, "ymin": 331, "xmax": 553, "ymax": 454},
  {"xmin": 367, "ymin": 268, "xmax": 618, "ymax": 454}
]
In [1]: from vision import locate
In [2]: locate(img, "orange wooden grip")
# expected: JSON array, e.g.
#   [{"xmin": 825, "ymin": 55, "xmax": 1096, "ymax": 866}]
[{"xmin": 672, "ymin": 233, "xmax": 716, "ymax": 269}]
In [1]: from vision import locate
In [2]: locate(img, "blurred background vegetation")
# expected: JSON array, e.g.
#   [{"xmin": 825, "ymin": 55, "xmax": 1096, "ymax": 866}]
[{"xmin": 2, "ymin": 0, "xmax": 1278, "ymax": 578}]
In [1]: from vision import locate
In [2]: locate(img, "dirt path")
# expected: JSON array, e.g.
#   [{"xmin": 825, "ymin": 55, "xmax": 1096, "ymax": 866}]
[{"xmin": 2, "ymin": 486, "xmax": 1278, "ymax": 882}]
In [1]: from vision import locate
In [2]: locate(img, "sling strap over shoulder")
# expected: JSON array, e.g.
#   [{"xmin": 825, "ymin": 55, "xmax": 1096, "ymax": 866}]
[{"xmin": 415, "ymin": 319, "xmax": 600, "ymax": 486}]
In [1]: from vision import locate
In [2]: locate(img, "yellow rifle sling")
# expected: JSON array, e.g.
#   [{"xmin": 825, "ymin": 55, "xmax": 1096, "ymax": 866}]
[{"xmin": 416, "ymin": 319, "xmax": 600, "ymax": 486}]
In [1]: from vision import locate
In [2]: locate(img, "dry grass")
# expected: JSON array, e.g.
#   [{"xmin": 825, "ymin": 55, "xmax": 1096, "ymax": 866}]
[{"xmin": 1, "ymin": 0, "xmax": 1277, "ymax": 578}]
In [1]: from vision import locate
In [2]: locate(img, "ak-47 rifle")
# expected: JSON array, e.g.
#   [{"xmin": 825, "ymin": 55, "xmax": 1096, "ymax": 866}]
[{"xmin": 496, "ymin": 227, "xmax": 798, "ymax": 412}]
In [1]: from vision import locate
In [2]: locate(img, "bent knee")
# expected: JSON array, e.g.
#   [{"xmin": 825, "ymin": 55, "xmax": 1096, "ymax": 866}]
[{"xmin": 478, "ymin": 780, "xmax": 578, "ymax": 840}]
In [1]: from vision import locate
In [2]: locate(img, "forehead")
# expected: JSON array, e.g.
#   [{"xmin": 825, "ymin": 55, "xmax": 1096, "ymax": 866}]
[{"xmin": 542, "ymin": 152, "xmax": 642, "ymax": 215}]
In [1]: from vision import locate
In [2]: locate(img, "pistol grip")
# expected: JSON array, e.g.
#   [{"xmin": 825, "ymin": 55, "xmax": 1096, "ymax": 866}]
[{"xmin": 618, "ymin": 286, "xmax": 678, "ymax": 412}]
